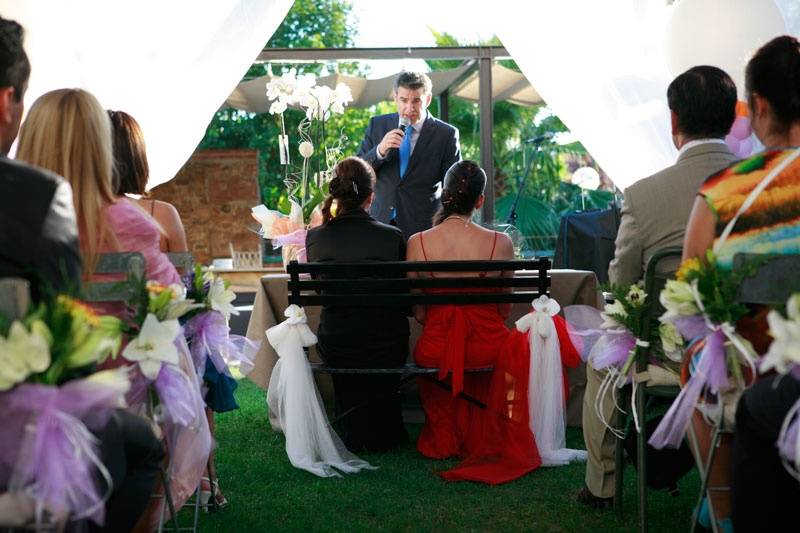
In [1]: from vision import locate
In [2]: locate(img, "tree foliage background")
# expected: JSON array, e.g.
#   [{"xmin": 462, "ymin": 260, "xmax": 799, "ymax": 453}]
[{"xmin": 198, "ymin": 0, "xmax": 613, "ymax": 253}]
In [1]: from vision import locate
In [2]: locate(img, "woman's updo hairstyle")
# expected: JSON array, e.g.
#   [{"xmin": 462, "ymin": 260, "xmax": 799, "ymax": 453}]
[
  {"xmin": 321, "ymin": 156, "xmax": 375, "ymax": 224},
  {"xmin": 433, "ymin": 160, "xmax": 486, "ymax": 225},
  {"xmin": 745, "ymin": 35, "xmax": 800, "ymax": 135}
]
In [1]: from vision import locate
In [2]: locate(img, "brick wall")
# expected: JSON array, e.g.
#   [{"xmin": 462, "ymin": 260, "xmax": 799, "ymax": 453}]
[{"xmin": 150, "ymin": 149, "xmax": 261, "ymax": 265}]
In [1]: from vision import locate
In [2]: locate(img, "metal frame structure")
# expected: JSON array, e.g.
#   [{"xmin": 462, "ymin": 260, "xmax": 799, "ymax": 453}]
[{"xmin": 255, "ymin": 46, "xmax": 513, "ymax": 222}]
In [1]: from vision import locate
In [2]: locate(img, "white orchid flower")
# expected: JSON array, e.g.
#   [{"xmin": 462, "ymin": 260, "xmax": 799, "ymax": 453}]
[
  {"xmin": 283, "ymin": 304, "xmax": 308, "ymax": 325},
  {"xmin": 531, "ymin": 295, "xmax": 560, "ymax": 317},
  {"xmin": 625, "ymin": 285, "xmax": 647, "ymax": 307},
  {"xmin": 334, "ymin": 82, "xmax": 353, "ymax": 105},
  {"xmin": 760, "ymin": 295, "xmax": 800, "ymax": 375},
  {"xmin": 269, "ymin": 100, "xmax": 287, "ymax": 115},
  {"xmin": 209, "ymin": 278, "xmax": 238, "ymax": 320},
  {"xmin": 122, "ymin": 314, "xmax": 181, "ymax": 380}
]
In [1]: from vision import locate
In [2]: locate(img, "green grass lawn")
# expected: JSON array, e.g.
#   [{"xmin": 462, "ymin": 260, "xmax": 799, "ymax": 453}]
[{"xmin": 181, "ymin": 380, "xmax": 699, "ymax": 532}]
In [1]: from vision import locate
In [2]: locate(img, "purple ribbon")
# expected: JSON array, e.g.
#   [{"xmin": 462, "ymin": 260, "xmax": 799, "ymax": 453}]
[
  {"xmin": 649, "ymin": 328, "xmax": 728, "ymax": 449},
  {"xmin": 0, "ymin": 380, "xmax": 125, "ymax": 525},
  {"xmin": 563, "ymin": 305, "xmax": 636, "ymax": 371},
  {"xmin": 672, "ymin": 314, "xmax": 711, "ymax": 342},
  {"xmin": 184, "ymin": 310, "xmax": 259, "ymax": 379},
  {"xmin": 154, "ymin": 365, "xmax": 198, "ymax": 427}
]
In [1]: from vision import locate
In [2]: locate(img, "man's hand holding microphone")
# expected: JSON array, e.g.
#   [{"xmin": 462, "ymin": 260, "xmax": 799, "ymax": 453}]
[{"xmin": 377, "ymin": 116, "xmax": 411, "ymax": 158}]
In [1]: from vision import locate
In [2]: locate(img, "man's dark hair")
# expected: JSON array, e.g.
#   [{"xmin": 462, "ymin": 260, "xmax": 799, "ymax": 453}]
[
  {"xmin": 667, "ymin": 65, "xmax": 736, "ymax": 139},
  {"xmin": 0, "ymin": 17, "xmax": 30, "ymax": 102},
  {"xmin": 745, "ymin": 35, "xmax": 800, "ymax": 135},
  {"xmin": 394, "ymin": 71, "xmax": 432, "ymax": 94}
]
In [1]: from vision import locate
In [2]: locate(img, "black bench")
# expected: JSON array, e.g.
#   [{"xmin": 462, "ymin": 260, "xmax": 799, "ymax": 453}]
[{"xmin": 286, "ymin": 258, "xmax": 551, "ymax": 422}]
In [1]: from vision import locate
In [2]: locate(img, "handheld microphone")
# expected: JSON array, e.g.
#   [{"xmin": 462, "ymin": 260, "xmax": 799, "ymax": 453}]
[
  {"xmin": 523, "ymin": 131, "xmax": 555, "ymax": 144},
  {"xmin": 398, "ymin": 116, "xmax": 411, "ymax": 133}
]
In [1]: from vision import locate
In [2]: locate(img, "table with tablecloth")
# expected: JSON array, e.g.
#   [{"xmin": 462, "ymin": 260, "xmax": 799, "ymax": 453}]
[{"xmin": 245, "ymin": 269, "xmax": 603, "ymax": 426}]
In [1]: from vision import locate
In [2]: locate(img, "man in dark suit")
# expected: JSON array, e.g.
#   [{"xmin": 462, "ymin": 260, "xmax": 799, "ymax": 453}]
[
  {"xmin": 357, "ymin": 71, "xmax": 460, "ymax": 238},
  {"xmin": 0, "ymin": 16, "xmax": 82, "ymax": 299}
]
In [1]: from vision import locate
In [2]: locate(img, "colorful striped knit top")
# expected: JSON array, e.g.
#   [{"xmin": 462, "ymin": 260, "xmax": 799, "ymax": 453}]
[{"xmin": 699, "ymin": 148, "xmax": 800, "ymax": 270}]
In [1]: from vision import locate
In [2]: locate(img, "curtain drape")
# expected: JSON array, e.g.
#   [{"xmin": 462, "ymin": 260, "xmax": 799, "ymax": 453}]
[{"xmin": 1, "ymin": 0, "xmax": 294, "ymax": 189}]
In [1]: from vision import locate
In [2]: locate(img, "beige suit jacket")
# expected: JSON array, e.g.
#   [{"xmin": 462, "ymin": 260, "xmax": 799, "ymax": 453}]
[{"xmin": 608, "ymin": 142, "xmax": 738, "ymax": 285}]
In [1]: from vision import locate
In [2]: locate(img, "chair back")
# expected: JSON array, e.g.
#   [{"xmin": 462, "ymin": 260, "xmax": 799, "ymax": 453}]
[
  {"xmin": 166, "ymin": 251, "xmax": 194, "ymax": 273},
  {"xmin": 229, "ymin": 243, "xmax": 261, "ymax": 270},
  {"xmin": 0, "ymin": 277, "xmax": 31, "ymax": 320},
  {"xmin": 635, "ymin": 247, "xmax": 684, "ymax": 372},
  {"xmin": 82, "ymin": 252, "xmax": 145, "ymax": 302},
  {"xmin": 734, "ymin": 253, "xmax": 800, "ymax": 305}
]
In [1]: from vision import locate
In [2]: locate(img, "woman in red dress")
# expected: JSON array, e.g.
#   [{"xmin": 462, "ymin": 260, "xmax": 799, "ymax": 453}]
[{"xmin": 405, "ymin": 160, "xmax": 541, "ymax": 484}]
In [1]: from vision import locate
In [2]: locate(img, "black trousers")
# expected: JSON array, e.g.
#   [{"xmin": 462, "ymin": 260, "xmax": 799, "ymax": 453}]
[
  {"xmin": 88, "ymin": 410, "xmax": 164, "ymax": 532},
  {"xmin": 318, "ymin": 340, "xmax": 409, "ymax": 453},
  {"xmin": 732, "ymin": 376, "xmax": 800, "ymax": 532}
]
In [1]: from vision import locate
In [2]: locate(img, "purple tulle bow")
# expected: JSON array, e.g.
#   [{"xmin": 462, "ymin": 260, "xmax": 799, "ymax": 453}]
[
  {"xmin": 154, "ymin": 364, "xmax": 198, "ymax": 427},
  {"xmin": 564, "ymin": 305, "xmax": 636, "ymax": 372},
  {"xmin": 0, "ymin": 380, "xmax": 126, "ymax": 525},
  {"xmin": 273, "ymin": 229, "xmax": 307, "ymax": 262},
  {"xmin": 671, "ymin": 314, "xmax": 711, "ymax": 343},
  {"xmin": 649, "ymin": 328, "xmax": 728, "ymax": 449},
  {"xmin": 184, "ymin": 310, "xmax": 258, "ymax": 379}
]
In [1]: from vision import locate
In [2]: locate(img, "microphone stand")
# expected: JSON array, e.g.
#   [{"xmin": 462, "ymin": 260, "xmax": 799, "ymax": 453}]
[{"xmin": 506, "ymin": 138, "xmax": 548, "ymax": 226}]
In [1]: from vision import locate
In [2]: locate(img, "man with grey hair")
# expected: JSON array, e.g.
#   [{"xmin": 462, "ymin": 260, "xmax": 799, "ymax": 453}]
[{"xmin": 358, "ymin": 71, "xmax": 460, "ymax": 238}]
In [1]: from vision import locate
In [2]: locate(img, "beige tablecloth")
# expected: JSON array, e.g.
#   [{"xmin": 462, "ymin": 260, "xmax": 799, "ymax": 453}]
[{"xmin": 245, "ymin": 269, "xmax": 603, "ymax": 426}]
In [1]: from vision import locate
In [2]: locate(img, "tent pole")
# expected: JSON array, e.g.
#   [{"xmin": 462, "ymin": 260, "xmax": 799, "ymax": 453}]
[{"xmin": 479, "ymin": 49, "xmax": 494, "ymax": 222}]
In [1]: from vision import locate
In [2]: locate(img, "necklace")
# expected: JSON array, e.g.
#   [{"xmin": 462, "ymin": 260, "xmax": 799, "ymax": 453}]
[{"xmin": 442, "ymin": 214, "xmax": 471, "ymax": 226}]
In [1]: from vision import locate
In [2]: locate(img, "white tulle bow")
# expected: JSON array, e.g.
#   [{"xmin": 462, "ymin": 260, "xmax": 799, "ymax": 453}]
[
  {"xmin": 266, "ymin": 305, "xmax": 376, "ymax": 478},
  {"xmin": 517, "ymin": 296, "xmax": 587, "ymax": 467}
]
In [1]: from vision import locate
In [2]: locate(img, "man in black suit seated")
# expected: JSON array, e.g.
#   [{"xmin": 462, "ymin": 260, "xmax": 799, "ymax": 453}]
[
  {"xmin": 0, "ymin": 17, "xmax": 162, "ymax": 533},
  {"xmin": 0, "ymin": 17, "xmax": 81, "ymax": 299},
  {"xmin": 358, "ymin": 71, "xmax": 461, "ymax": 239}
]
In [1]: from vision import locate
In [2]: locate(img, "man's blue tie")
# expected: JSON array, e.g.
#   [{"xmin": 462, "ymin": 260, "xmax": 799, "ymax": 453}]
[{"xmin": 399, "ymin": 124, "xmax": 412, "ymax": 178}]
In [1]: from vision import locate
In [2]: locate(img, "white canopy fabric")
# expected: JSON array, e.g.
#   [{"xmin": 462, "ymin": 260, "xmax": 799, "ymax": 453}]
[
  {"xmin": 484, "ymin": 0, "xmax": 796, "ymax": 190},
  {"xmin": 1, "ymin": 0, "xmax": 294, "ymax": 189},
  {"xmin": 225, "ymin": 62, "xmax": 542, "ymax": 113}
]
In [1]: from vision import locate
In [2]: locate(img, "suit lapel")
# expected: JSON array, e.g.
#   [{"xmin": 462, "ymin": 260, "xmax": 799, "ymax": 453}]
[{"xmin": 402, "ymin": 116, "xmax": 435, "ymax": 179}]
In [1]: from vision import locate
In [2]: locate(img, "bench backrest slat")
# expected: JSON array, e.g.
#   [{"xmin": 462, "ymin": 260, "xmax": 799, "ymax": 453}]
[{"xmin": 287, "ymin": 258, "xmax": 550, "ymax": 307}]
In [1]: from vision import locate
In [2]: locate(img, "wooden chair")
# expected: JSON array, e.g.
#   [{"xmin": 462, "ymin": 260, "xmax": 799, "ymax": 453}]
[
  {"xmin": 688, "ymin": 252, "xmax": 800, "ymax": 533},
  {"xmin": 613, "ymin": 247, "xmax": 683, "ymax": 531}
]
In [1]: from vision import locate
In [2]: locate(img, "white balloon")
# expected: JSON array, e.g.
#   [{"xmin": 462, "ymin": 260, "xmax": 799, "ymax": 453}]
[
  {"xmin": 571, "ymin": 166, "xmax": 601, "ymax": 191},
  {"xmin": 665, "ymin": 0, "xmax": 787, "ymax": 97}
]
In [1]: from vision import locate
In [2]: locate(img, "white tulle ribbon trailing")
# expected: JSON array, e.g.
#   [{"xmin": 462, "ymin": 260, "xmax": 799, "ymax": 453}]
[
  {"xmin": 516, "ymin": 296, "xmax": 587, "ymax": 466},
  {"xmin": 265, "ymin": 305, "xmax": 376, "ymax": 478}
]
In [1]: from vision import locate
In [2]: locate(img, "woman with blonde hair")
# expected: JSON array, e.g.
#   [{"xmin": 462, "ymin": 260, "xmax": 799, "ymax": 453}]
[{"xmin": 16, "ymin": 88, "xmax": 179, "ymax": 285}]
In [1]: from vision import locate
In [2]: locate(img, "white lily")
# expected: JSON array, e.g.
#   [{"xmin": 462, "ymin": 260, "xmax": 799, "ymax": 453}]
[
  {"xmin": 122, "ymin": 314, "xmax": 181, "ymax": 380},
  {"xmin": 3, "ymin": 321, "xmax": 51, "ymax": 373},
  {"xmin": 760, "ymin": 294, "xmax": 800, "ymax": 375},
  {"xmin": 600, "ymin": 300, "xmax": 627, "ymax": 329},
  {"xmin": 659, "ymin": 279, "xmax": 700, "ymax": 320},
  {"xmin": 209, "ymin": 278, "xmax": 238, "ymax": 320}
]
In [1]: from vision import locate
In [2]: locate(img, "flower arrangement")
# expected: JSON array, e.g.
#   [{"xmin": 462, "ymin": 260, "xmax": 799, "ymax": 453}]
[
  {"xmin": 122, "ymin": 280, "xmax": 205, "ymax": 427},
  {"xmin": 649, "ymin": 251, "xmax": 763, "ymax": 449},
  {"xmin": 565, "ymin": 282, "xmax": 683, "ymax": 435},
  {"xmin": 182, "ymin": 265, "xmax": 257, "ymax": 381},
  {"xmin": 252, "ymin": 70, "xmax": 354, "ymax": 267},
  {"xmin": 760, "ymin": 294, "xmax": 800, "ymax": 479},
  {"xmin": 0, "ymin": 296, "xmax": 128, "ymax": 525}
]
